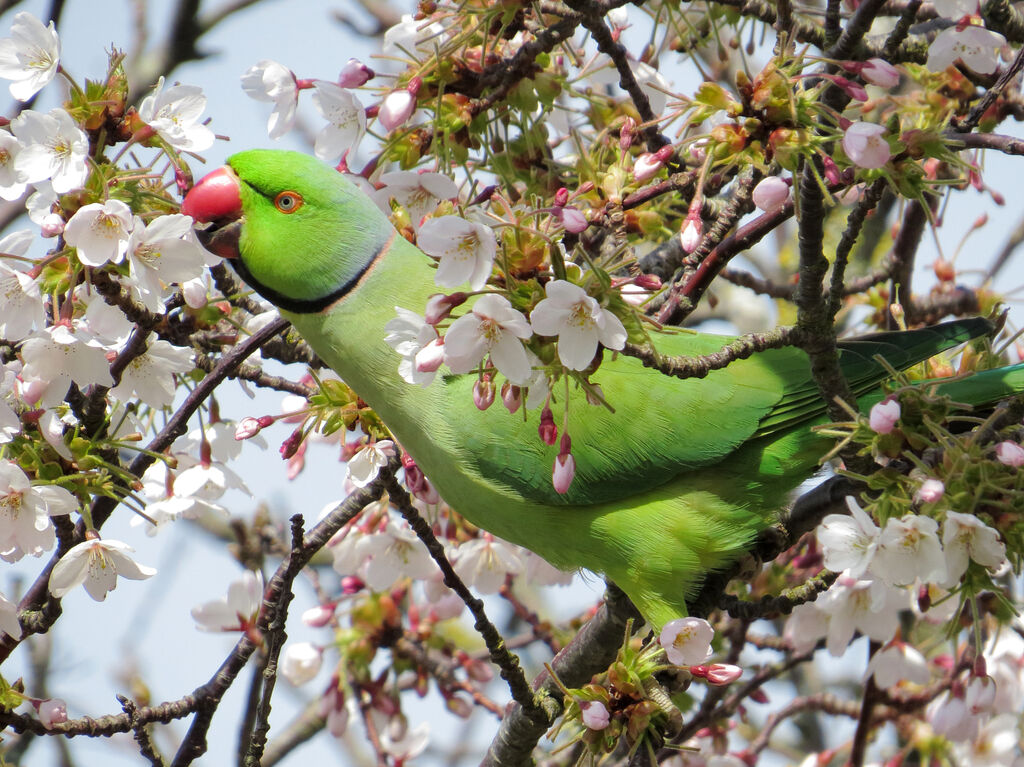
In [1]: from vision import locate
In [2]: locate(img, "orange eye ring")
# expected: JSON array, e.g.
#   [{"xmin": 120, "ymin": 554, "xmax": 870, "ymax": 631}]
[{"xmin": 274, "ymin": 191, "xmax": 303, "ymax": 214}]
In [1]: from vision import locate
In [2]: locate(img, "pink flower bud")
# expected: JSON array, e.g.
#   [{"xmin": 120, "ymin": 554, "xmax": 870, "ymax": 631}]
[
  {"xmin": 822, "ymin": 155, "xmax": 842, "ymax": 185},
  {"xmin": 680, "ymin": 214, "xmax": 702, "ymax": 253},
  {"xmin": 538, "ymin": 405, "xmax": 558, "ymax": 445},
  {"xmin": 446, "ymin": 695, "xmax": 473, "ymax": 718},
  {"xmin": 914, "ymin": 478, "xmax": 945, "ymax": 504},
  {"xmin": 501, "ymin": 382, "xmax": 521, "ymax": 414},
  {"xmin": 39, "ymin": 213, "xmax": 64, "ymax": 237},
  {"xmin": 340, "ymin": 575, "xmax": 365, "ymax": 595},
  {"xmin": 379, "ymin": 77, "xmax": 420, "ymax": 132},
  {"xmin": 869, "ymin": 399, "xmax": 900, "ymax": 434},
  {"xmin": 338, "ymin": 58, "xmax": 374, "ymax": 88},
  {"xmin": 235, "ymin": 417, "xmax": 263, "ymax": 440},
  {"xmin": 37, "ymin": 698, "xmax": 68, "ymax": 729},
  {"xmin": 860, "ymin": 58, "xmax": 900, "ymax": 88},
  {"xmin": 633, "ymin": 152, "xmax": 664, "ymax": 182},
  {"xmin": 302, "ymin": 604, "xmax": 336, "ymax": 627},
  {"xmin": 473, "ymin": 377, "xmax": 495, "ymax": 410},
  {"xmin": 553, "ymin": 187, "xmax": 570, "ymax": 207},
  {"xmin": 580, "ymin": 700, "xmax": 610, "ymax": 730},
  {"xmin": 552, "ymin": 452, "xmax": 575, "ymax": 494},
  {"xmin": 620, "ymin": 117, "xmax": 636, "ymax": 150},
  {"xmin": 415, "ymin": 338, "xmax": 445, "ymax": 373},
  {"xmin": 842, "ymin": 121, "xmax": 891, "ymax": 170},
  {"xmin": 634, "ymin": 273, "xmax": 662, "ymax": 291},
  {"xmin": 558, "ymin": 205, "xmax": 588, "ymax": 234},
  {"xmin": 995, "ymin": 440, "xmax": 1024, "ymax": 467},
  {"xmin": 748, "ymin": 688, "xmax": 769, "ymax": 704},
  {"xmin": 286, "ymin": 441, "xmax": 307, "ymax": 479},
  {"xmin": 692, "ymin": 663, "xmax": 743, "ymax": 685},
  {"xmin": 752, "ymin": 176, "xmax": 790, "ymax": 212},
  {"xmin": 280, "ymin": 428, "xmax": 304, "ymax": 459},
  {"xmin": 424, "ymin": 292, "xmax": 467, "ymax": 325}
]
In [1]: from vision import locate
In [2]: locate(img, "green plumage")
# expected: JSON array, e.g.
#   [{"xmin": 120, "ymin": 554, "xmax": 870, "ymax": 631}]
[{"xmin": 187, "ymin": 150, "xmax": 1024, "ymax": 628}]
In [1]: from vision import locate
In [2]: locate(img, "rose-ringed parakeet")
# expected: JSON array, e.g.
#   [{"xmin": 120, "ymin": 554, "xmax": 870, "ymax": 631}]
[{"xmin": 182, "ymin": 149, "xmax": 1024, "ymax": 628}]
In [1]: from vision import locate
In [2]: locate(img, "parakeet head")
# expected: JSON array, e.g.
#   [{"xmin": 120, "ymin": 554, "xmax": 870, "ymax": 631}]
[{"xmin": 182, "ymin": 149, "xmax": 392, "ymax": 313}]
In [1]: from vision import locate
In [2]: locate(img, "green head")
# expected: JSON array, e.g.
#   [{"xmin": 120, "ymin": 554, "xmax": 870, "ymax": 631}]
[{"xmin": 183, "ymin": 149, "xmax": 393, "ymax": 313}]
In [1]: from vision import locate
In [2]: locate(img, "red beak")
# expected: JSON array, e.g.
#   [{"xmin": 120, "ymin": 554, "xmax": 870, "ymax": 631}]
[{"xmin": 182, "ymin": 166, "xmax": 243, "ymax": 258}]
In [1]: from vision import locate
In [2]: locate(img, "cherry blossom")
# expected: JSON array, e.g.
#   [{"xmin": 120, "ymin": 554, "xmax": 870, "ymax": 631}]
[
  {"xmin": 859, "ymin": 58, "xmax": 900, "ymax": 88},
  {"xmin": 0, "ymin": 131, "xmax": 25, "ymax": 200},
  {"xmin": 347, "ymin": 440, "xmax": 395, "ymax": 487},
  {"xmin": 63, "ymin": 200, "xmax": 133, "ymax": 267},
  {"xmin": 873, "ymin": 513, "xmax": 946, "ymax": 586},
  {"xmin": 932, "ymin": 0, "xmax": 978, "ymax": 17},
  {"xmin": 241, "ymin": 60, "xmax": 298, "ymax": 139},
  {"xmin": 660, "ymin": 617, "xmax": 714, "ymax": 666},
  {"xmin": 138, "ymin": 77, "xmax": 215, "ymax": 152},
  {"xmin": 384, "ymin": 307, "xmax": 440, "ymax": 387},
  {"xmin": 382, "ymin": 14, "xmax": 445, "ymax": 61},
  {"xmin": 48, "ymin": 537, "xmax": 156, "ymax": 601},
  {"xmin": 0, "ymin": 590, "xmax": 20, "ymax": 638},
  {"xmin": 109, "ymin": 339, "xmax": 194, "ymax": 409},
  {"xmin": 816, "ymin": 496, "xmax": 880, "ymax": 578},
  {"xmin": 378, "ymin": 171, "xmax": 458, "ymax": 226},
  {"xmin": 311, "ymin": 82, "xmax": 365, "ymax": 163},
  {"xmin": 927, "ymin": 25, "xmax": 1006, "ymax": 75},
  {"xmin": 191, "ymin": 569, "xmax": 263, "ymax": 631},
  {"xmin": 843, "ymin": 122, "xmax": 891, "ymax": 169},
  {"xmin": 941, "ymin": 510, "xmax": 1006, "ymax": 585},
  {"xmin": 868, "ymin": 398, "xmax": 900, "ymax": 434},
  {"xmin": 25, "ymin": 181, "xmax": 62, "ymax": 236},
  {"xmin": 11, "ymin": 107, "xmax": 88, "ymax": 193},
  {"xmin": 953, "ymin": 713, "xmax": 1021, "ymax": 766},
  {"xmin": 0, "ymin": 228, "xmax": 44, "ymax": 340},
  {"xmin": 783, "ymin": 602, "xmax": 828, "ymax": 654},
  {"xmin": 0, "ymin": 12, "xmax": 60, "ymax": 101},
  {"xmin": 126, "ymin": 213, "xmax": 212, "ymax": 312},
  {"xmin": 691, "ymin": 663, "xmax": 743, "ymax": 685},
  {"xmin": 818, "ymin": 575, "xmax": 903, "ymax": 657},
  {"xmin": 281, "ymin": 642, "xmax": 323, "ymax": 685},
  {"xmin": 20, "ymin": 322, "xmax": 114, "ymax": 406},
  {"xmin": 453, "ymin": 535, "xmax": 523, "ymax": 594},
  {"xmin": 332, "ymin": 520, "xmax": 438, "ymax": 591},
  {"xmin": 529, "ymin": 280, "xmax": 627, "ymax": 371},
  {"xmin": 444, "ymin": 294, "xmax": 533, "ymax": 384},
  {"xmin": 0, "ymin": 460, "xmax": 77, "ymax": 562},
  {"xmin": 380, "ymin": 721, "xmax": 430, "ymax": 762},
  {"xmin": 418, "ymin": 216, "xmax": 496, "ymax": 291},
  {"xmin": 866, "ymin": 642, "xmax": 930, "ymax": 689}
]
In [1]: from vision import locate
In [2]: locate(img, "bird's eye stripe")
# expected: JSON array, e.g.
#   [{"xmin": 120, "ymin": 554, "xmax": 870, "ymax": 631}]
[{"xmin": 274, "ymin": 191, "xmax": 303, "ymax": 213}]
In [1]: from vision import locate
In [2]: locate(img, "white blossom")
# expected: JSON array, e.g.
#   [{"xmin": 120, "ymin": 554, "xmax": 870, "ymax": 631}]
[
  {"xmin": 191, "ymin": 570, "xmax": 263, "ymax": 631},
  {"xmin": 783, "ymin": 602, "xmax": 828, "ymax": 654},
  {"xmin": 332, "ymin": 520, "xmax": 438, "ymax": 591},
  {"xmin": 816, "ymin": 496, "xmax": 880, "ymax": 578},
  {"xmin": 380, "ymin": 721, "xmax": 430, "ymax": 762},
  {"xmin": 311, "ymin": 82, "xmax": 365, "ymax": 163},
  {"xmin": 48, "ymin": 538, "xmax": 156, "ymax": 601},
  {"xmin": 818, "ymin": 574, "xmax": 903, "ymax": 657},
  {"xmin": 382, "ymin": 14, "xmax": 445, "ymax": 61},
  {"xmin": 0, "ymin": 460, "xmax": 75, "ymax": 562},
  {"xmin": 0, "ymin": 591, "xmax": 19, "ymax": 638},
  {"xmin": 927, "ymin": 25, "xmax": 1006, "ymax": 75},
  {"xmin": 529, "ymin": 280, "xmax": 628, "ymax": 370},
  {"xmin": 138, "ymin": 77, "xmax": 215, "ymax": 152},
  {"xmin": 378, "ymin": 171, "xmax": 458, "ymax": 227},
  {"xmin": 866, "ymin": 642, "xmax": 930, "ymax": 689},
  {"xmin": 64, "ymin": 200, "xmax": 133, "ymax": 267},
  {"xmin": 347, "ymin": 440, "xmax": 395, "ymax": 488},
  {"xmin": 0, "ymin": 228, "xmax": 43, "ymax": 340},
  {"xmin": 0, "ymin": 131, "xmax": 25, "ymax": 200},
  {"xmin": 454, "ymin": 536, "xmax": 523, "ymax": 594},
  {"xmin": 109, "ymin": 339, "xmax": 194, "ymax": 409},
  {"xmin": 11, "ymin": 108, "xmax": 88, "ymax": 193},
  {"xmin": 126, "ymin": 214, "xmax": 211, "ymax": 312},
  {"xmin": 418, "ymin": 216, "xmax": 495, "ymax": 290},
  {"xmin": 660, "ymin": 617, "xmax": 714, "ymax": 666},
  {"xmin": 241, "ymin": 60, "xmax": 298, "ymax": 139},
  {"xmin": 872, "ymin": 513, "xmax": 947, "ymax": 586},
  {"xmin": 444, "ymin": 294, "xmax": 533, "ymax": 384},
  {"xmin": 0, "ymin": 13, "xmax": 60, "ymax": 101},
  {"xmin": 941, "ymin": 511, "xmax": 1007, "ymax": 586},
  {"xmin": 20, "ymin": 322, "xmax": 114, "ymax": 407}
]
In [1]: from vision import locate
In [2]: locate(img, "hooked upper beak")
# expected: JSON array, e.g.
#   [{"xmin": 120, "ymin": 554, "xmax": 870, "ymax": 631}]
[{"xmin": 182, "ymin": 165, "xmax": 243, "ymax": 259}]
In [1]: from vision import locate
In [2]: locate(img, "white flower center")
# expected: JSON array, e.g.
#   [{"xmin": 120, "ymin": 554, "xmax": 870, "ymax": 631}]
[
  {"xmin": 568, "ymin": 300, "xmax": 596, "ymax": 330},
  {"xmin": 0, "ymin": 491, "xmax": 23, "ymax": 518},
  {"xmin": 93, "ymin": 212, "xmax": 125, "ymax": 239}
]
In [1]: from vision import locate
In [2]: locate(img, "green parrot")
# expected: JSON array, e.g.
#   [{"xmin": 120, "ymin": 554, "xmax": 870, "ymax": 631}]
[{"xmin": 181, "ymin": 149, "xmax": 1024, "ymax": 628}]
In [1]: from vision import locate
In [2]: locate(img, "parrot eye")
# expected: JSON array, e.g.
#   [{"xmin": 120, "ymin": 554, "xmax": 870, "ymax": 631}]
[{"xmin": 274, "ymin": 191, "xmax": 303, "ymax": 213}]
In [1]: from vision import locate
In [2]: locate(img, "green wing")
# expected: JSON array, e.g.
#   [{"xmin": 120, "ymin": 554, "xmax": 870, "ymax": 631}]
[{"xmin": 454, "ymin": 318, "xmax": 994, "ymax": 506}]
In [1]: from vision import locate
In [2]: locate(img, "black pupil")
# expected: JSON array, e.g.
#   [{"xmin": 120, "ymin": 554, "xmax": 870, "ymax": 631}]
[{"xmin": 280, "ymin": 195, "xmax": 293, "ymax": 208}]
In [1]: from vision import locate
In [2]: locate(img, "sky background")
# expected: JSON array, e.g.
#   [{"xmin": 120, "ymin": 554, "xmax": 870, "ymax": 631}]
[{"xmin": 1, "ymin": 1, "xmax": 1022, "ymax": 765}]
